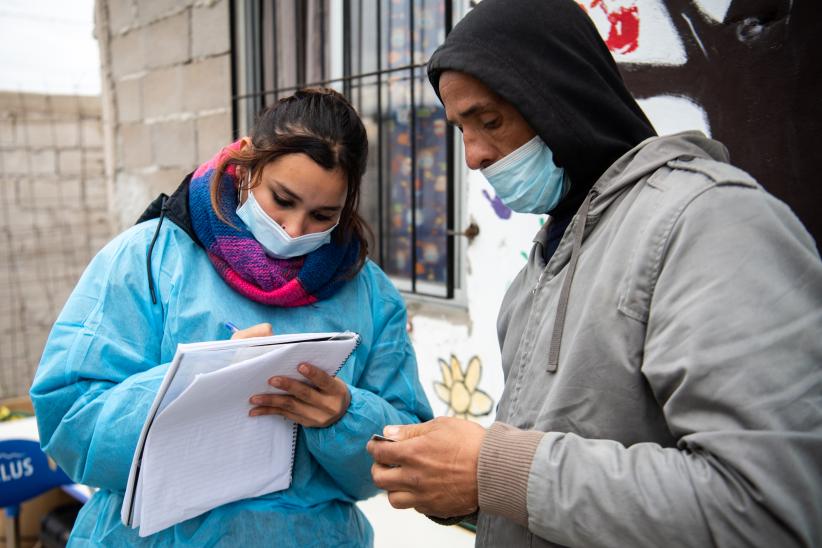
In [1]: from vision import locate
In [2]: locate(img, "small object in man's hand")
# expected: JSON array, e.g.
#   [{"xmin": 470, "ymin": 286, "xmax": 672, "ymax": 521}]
[{"xmin": 370, "ymin": 434, "xmax": 397, "ymax": 443}]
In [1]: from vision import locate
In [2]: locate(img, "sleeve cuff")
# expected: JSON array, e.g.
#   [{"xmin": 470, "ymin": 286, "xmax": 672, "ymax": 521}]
[
  {"xmin": 427, "ymin": 510, "xmax": 478, "ymax": 526},
  {"xmin": 477, "ymin": 421, "xmax": 544, "ymax": 526}
]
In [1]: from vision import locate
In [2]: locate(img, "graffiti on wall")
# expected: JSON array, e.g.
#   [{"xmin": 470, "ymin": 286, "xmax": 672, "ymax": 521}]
[
  {"xmin": 482, "ymin": 189, "xmax": 512, "ymax": 220},
  {"xmin": 477, "ymin": 0, "xmax": 820, "ymax": 247},
  {"xmin": 614, "ymin": 0, "xmax": 819, "ymax": 244},
  {"xmin": 433, "ymin": 355, "xmax": 494, "ymax": 419},
  {"xmin": 583, "ymin": 0, "xmax": 641, "ymax": 54}
]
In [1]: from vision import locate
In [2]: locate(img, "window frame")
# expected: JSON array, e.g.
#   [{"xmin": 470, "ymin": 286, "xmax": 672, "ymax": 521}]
[{"xmin": 230, "ymin": 0, "xmax": 468, "ymax": 305}]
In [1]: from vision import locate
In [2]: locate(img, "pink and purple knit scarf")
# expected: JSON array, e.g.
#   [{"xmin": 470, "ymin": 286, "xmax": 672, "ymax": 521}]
[{"xmin": 188, "ymin": 141, "xmax": 359, "ymax": 307}]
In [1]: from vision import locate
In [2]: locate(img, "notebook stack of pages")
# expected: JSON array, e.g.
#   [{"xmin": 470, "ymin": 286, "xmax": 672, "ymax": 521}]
[{"xmin": 120, "ymin": 331, "xmax": 360, "ymax": 537}]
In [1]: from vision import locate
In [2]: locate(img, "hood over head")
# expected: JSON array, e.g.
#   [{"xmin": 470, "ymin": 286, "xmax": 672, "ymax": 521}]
[{"xmin": 428, "ymin": 0, "xmax": 657, "ymax": 217}]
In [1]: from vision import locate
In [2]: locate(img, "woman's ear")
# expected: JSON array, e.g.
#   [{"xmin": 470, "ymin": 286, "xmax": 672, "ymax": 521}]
[{"xmin": 239, "ymin": 136, "xmax": 252, "ymax": 150}]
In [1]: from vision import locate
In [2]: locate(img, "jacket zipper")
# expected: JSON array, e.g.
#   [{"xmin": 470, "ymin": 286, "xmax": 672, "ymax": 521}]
[{"xmin": 532, "ymin": 271, "xmax": 545, "ymax": 294}]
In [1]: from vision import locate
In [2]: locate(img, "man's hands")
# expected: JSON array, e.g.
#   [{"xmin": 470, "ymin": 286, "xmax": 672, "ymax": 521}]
[
  {"xmin": 367, "ymin": 417, "xmax": 487, "ymax": 518},
  {"xmin": 235, "ymin": 322, "xmax": 351, "ymax": 428}
]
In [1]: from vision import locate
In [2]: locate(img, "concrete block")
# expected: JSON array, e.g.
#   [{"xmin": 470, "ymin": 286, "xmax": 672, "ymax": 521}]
[
  {"xmin": 83, "ymin": 177, "xmax": 109, "ymax": 209},
  {"xmin": 26, "ymin": 328, "xmax": 51, "ymax": 359},
  {"xmin": 23, "ymin": 121, "xmax": 54, "ymax": 148},
  {"xmin": 81, "ymin": 119, "xmax": 103, "ymax": 148},
  {"xmin": 145, "ymin": 167, "xmax": 188, "ymax": 199},
  {"xmin": 195, "ymin": 110, "xmax": 231, "ymax": 163},
  {"xmin": 0, "ymin": 177, "xmax": 15, "ymax": 205},
  {"xmin": 184, "ymin": 54, "xmax": 231, "ymax": 113},
  {"xmin": 115, "ymin": 77, "xmax": 142, "ymax": 123},
  {"xmin": 31, "ymin": 149, "xmax": 57, "ymax": 175},
  {"xmin": 19, "ymin": 94, "xmax": 50, "ymax": 114},
  {"xmin": 151, "ymin": 118, "xmax": 196, "ymax": 168},
  {"xmin": 1, "ymin": 276, "xmax": 21, "ymax": 302},
  {"xmin": 142, "ymin": 65, "xmax": 184, "ymax": 118},
  {"xmin": 2, "ymin": 149, "xmax": 29, "ymax": 175},
  {"xmin": 0, "ymin": 120, "xmax": 17, "ymax": 145},
  {"xmin": 0, "ymin": 92, "xmax": 24, "ymax": 112},
  {"xmin": 108, "ymin": 0, "xmax": 137, "ymax": 34},
  {"xmin": 28, "ymin": 176, "xmax": 61, "ymax": 208},
  {"xmin": 57, "ymin": 177, "xmax": 84, "ymax": 207},
  {"xmin": 0, "ymin": 275, "xmax": 12, "ymax": 300},
  {"xmin": 38, "ymin": 95, "xmax": 70, "ymax": 117},
  {"xmin": 111, "ymin": 30, "xmax": 144, "ymax": 79},
  {"xmin": 113, "ymin": 167, "xmax": 186, "ymax": 228},
  {"xmin": 48, "ymin": 283, "xmax": 74, "ymax": 316},
  {"xmin": 112, "ymin": 171, "xmax": 151, "ymax": 229},
  {"xmin": 4, "ymin": 201, "xmax": 37, "ymax": 229},
  {"xmin": 9, "ymin": 118, "xmax": 29, "ymax": 144},
  {"xmin": 0, "ymin": 314, "xmax": 14, "ymax": 340},
  {"xmin": 192, "ymin": 0, "xmax": 230, "ymax": 58},
  {"xmin": 138, "ymin": 0, "xmax": 190, "ymax": 26},
  {"xmin": 84, "ymin": 148, "xmax": 106, "ymax": 176},
  {"xmin": 22, "ymin": 291, "xmax": 57, "ymax": 328},
  {"xmin": 77, "ymin": 96, "xmax": 102, "ymax": 118},
  {"xmin": 10, "ymin": 227, "xmax": 39, "ymax": 256},
  {"xmin": 58, "ymin": 149, "xmax": 84, "ymax": 175},
  {"xmin": 53, "ymin": 121, "xmax": 82, "ymax": 148},
  {"xmin": 88, "ymin": 211, "xmax": 114, "ymax": 235},
  {"xmin": 119, "ymin": 122, "xmax": 152, "ymax": 169},
  {"xmin": 88, "ymin": 235, "xmax": 111, "ymax": 255},
  {"xmin": 145, "ymin": 11, "xmax": 190, "ymax": 70}
]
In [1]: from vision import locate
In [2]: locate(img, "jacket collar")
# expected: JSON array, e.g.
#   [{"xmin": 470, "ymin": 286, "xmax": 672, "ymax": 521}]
[
  {"xmin": 135, "ymin": 172, "xmax": 203, "ymax": 248},
  {"xmin": 587, "ymin": 131, "xmax": 730, "ymax": 218}
]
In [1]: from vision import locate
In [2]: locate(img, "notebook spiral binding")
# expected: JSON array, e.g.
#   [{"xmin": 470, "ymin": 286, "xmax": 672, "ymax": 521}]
[{"xmin": 284, "ymin": 333, "xmax": 361, "ymax": 488}]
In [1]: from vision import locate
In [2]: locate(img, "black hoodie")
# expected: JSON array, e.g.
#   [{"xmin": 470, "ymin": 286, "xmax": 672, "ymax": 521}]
[{"xmin": 427, "ymin": 0, "xmax": 656, "ymax": 226}]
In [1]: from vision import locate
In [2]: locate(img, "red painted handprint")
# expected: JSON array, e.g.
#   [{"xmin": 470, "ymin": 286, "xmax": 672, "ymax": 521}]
[{"xmin": 582, "ymin": 0, "xmax": 640, "ymax": 54}]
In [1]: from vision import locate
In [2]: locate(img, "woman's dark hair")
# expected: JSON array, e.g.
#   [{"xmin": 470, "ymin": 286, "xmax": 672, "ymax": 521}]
[{"xmin": 210, "ymin": 87, "xmax": 372, "ymax": 276}]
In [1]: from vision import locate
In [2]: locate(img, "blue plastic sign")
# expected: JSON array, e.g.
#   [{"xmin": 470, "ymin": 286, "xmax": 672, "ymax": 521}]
[{"xmin": 0, "ymin": 439, "xmax": 72, "ymax": 508}]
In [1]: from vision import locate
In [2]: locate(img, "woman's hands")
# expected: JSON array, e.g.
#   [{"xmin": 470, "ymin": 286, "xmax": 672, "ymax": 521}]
[
  {"xmin": 232, "ymin": 322, "xmax": 351, "ymax": 428},
  {"xmin": 249, "ymin": 364, "xmax": 351, "ymax": 428}
]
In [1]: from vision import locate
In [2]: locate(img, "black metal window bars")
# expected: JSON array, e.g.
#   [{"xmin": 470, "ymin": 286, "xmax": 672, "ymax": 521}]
[{"xmin": 230, "ymin": 0, "xmax": 456, "ymax": 299}]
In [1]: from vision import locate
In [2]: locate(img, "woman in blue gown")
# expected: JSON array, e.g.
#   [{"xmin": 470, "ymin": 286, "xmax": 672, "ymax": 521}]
[{"xmin": 31, "ymin": 88, "xmax": 433, "ymax": 546}]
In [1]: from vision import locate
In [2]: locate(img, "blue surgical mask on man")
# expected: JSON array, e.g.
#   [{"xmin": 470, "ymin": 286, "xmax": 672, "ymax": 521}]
[
  {"xmin": 480, "ymin": 135, "xmax": 570, "ymax": 214},
  {"xmin": 236, "ymin": 187, "xmax": 337, "ymax": 259}
]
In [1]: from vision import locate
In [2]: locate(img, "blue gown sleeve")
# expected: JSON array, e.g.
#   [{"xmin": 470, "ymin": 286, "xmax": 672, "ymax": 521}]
[
  {"xmin": 30, "ymin": 228, "xmax": 170, "ymax": 492},
  {"xmin": 302, "ymin": 268, "xmax": 433, "ymax": 500}
]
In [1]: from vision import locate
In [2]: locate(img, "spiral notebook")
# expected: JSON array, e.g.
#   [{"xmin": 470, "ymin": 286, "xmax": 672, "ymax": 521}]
[{"xmin": 120, "ymin": 331, "xmax": 360, "ymax": 537}]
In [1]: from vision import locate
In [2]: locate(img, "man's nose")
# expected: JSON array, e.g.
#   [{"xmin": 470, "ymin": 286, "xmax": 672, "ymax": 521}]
[{"xmin": 463, "ymin": 134, "xmax": 498, "ymax": 170}]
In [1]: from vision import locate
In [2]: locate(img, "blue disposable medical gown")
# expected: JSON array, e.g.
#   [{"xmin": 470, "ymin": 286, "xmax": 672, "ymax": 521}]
[{"xmin": 31, "ymin": 218, "xmax": 433, "ymax": 546}]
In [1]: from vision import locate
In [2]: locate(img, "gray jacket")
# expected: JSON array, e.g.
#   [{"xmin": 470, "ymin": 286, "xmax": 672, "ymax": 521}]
[{"xmin": 475, "ymin": 132, "xmax": 822, "ymax": 547}]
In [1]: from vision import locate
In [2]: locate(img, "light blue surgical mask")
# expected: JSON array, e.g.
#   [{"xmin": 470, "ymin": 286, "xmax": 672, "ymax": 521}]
[
  {"xmin": 236, "ymin": 187, "xmax": 337, "ymax": 259},
  {"xmin": 480, "ymin": 135, "xmax": 570, "ymax": 214}
]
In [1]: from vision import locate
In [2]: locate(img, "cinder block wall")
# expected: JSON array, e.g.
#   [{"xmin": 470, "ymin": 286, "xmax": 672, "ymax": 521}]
[
  {"xmin": 97, "ymin": 0, "xmax": 233, "ymax": 230},
  {"xmin": 0, "ymin": 92, "xmax": 109, "ymax": 398}
]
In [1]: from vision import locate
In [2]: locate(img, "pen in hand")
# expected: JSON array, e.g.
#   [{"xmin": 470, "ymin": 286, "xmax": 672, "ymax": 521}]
[{"xmin": 224, "ymin": 321, "xmax": 240, "ymax": 334}]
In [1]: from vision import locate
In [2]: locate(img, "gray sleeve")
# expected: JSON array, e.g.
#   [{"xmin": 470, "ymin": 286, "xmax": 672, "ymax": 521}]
[{"xmin": 525, "ymin": 185, "xmax": 822, "ymax": 547}]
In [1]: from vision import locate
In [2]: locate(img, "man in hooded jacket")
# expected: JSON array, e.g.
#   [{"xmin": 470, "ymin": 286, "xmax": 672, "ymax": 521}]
[{"xmin": 368, "ymin": 0, "xmax": 822, "ymax": 546}]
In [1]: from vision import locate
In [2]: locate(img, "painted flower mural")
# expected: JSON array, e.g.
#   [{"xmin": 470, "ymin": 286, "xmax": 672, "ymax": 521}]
[{"xmin": 434, "ymin": 355, "xmax": 494, "ymax": 419}]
